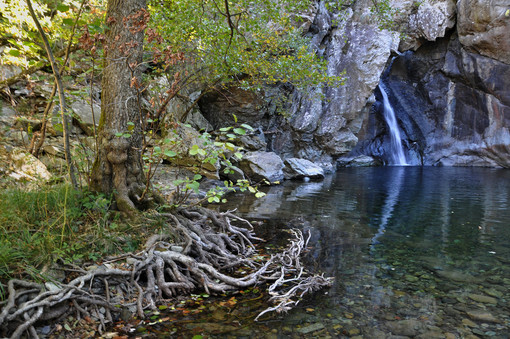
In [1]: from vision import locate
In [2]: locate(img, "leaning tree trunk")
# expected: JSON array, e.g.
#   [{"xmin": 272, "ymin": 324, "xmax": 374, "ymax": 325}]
[{"xmin": 90, "ymin": 0, "xmax": 148, "ymax": 213}]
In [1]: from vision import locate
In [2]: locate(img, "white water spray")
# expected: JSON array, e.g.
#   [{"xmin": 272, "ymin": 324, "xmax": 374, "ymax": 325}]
[{"xmin": 379, "ymin": 84, "xmax": 407, "ymax": 166}]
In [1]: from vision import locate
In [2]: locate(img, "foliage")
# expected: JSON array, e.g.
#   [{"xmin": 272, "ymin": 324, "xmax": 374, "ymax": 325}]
[
  {"xmin": 146, "ymin": 121, "xmax": 266, "ymax": 208},
  {"xmin": 0, "ymin": 0, "xmax": 105, "ymax": 68},
  {"xmin": 0, "ymin": 185, "xmax": 159, "ymax": 295},
  {"xmin": 369, "ymin": 0, "xmax": 402, "ymax": 31},
  {"xmin": 148, "ymin": 0, "xmax": 343, "ymax": 93}
]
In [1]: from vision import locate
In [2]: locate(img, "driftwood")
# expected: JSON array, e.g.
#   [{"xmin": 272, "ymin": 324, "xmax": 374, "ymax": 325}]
[{"xmin": 0, "ymin": 207, "xmax": 332, "ymax": 338}]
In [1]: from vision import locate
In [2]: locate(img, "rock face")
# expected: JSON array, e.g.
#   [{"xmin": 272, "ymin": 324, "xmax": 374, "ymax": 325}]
[
  {"xmin": 271, "ymin": 2, "xmax": 398, "ymax": 164},
  {"xmin": 356, "ymin": 31, "xmax": 510, "ymax": 167},
  {"xmin": 399, "ymin": 0, "xmax": 457, "ymax": 50},
  {"xmin": 181, "ymin": 0, "xmax": 510, "ymax": 169},
  {"xmin": 457, "ymin": 0, "xmax": 510, "ymax": 64},
  {"xmin": 350, "ymin": 0, "xmax": 510, "ymax": 167}
]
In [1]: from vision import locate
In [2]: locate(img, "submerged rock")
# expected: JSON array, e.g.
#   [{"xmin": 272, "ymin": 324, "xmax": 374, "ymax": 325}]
[
  {"xmin": 466, "ymin": 310, "xmax": 500, "ymax": 323},
  {"xmin": 296, "ymin": 323, "xmax": 325, "ymax": 334},
  {"xmin": 386, "ymin": 319, "xmax": 424, "ymax": 337},
  {"xmin": 434, "ymin": 270, "xmax": 482, "ymax": 283},
  {"xmin": 468, "ymin": 294, "xmax": 497, "ymax": 304}
]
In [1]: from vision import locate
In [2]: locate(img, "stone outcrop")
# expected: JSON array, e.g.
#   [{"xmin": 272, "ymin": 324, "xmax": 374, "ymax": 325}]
[
  {"xmin": 239, "ymin": 151, "xmax": 284, "ymax": 184},
  {"xmin": 283, "ymin": 158, "xmax": 324, "ymax": 180},
  {"xmin": 3, "ymin": 147, "xmax": 52, "ymax": 182},
  {"xmin": 70, "ymin": 99, "xmax": 101, "ymax": 136},
  {"xmin": 457, "ymin": 0, "xmax": 510, "ymax": 64},
  {"xmin": 198, "ymin": 87, "xmax": 267, "ymax": 129},
  {"xmin": 399, "ymin": 0, "xmax": 457, "ymax": 50},
  {"xmin": 343, "ymin": 0, "xmax": 510, "ymax": 168},
  {"xmin": 270, "ymin": 2, "xmax": 399, "ymax": 165}
]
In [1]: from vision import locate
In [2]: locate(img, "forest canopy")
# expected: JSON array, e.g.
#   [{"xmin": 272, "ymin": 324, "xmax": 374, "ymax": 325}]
[{"xmin": 1, "ymin": 0, "xmax": 343, "ymax": 95}]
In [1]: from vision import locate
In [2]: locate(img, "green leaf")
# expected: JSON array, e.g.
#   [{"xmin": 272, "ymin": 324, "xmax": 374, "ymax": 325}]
[
  {"xmin": 241, "ymin": 123, "xmax": 254, "ymax": 131},
  {"xmin": 192, "ymin": 335, "xmax": 203, "ymax": 339},
  {"xmin": 154, "ymin": 146, "xmax": 162, "ymax": 153},
  {"xmin": 233, "ymin": 128, "xmax": 246, "ymax": 135},
  {"xmin": 7, "ymin": 49, "xmax": 20, "ymax": 57},
  {"xmin": 188, "ymin": 181, "xmax": 200, "ymax": 194},
  {"xmin": 226, "ymin": 133, "xmax": 236, "ymax": 139},
  {"xmin": 62, "ymin": 18, "xmax": 74, "ymax": 26},
  {"xmin": 164, "ymin": 150, "xmax": 177, "ymax": 157},
  {"xmin": 57, "ymin": 4, "xmax": 70, "ymax": 12},
  {"xmin": 232, "ymin": 114, "xmax": 238, "ymax": 123},
  {"xmin": 115, "ymin": 132, "xmax": 123, "ymax": 137},
  {"xmin": 255, "ymin": 191, "xmax": 266, "ymax": 198},
  {"xmin": 189, "ymin": 145, "xmax": 199, "ymax": 155},
  {"xmin": 193, "ymin": 174, "xmax": 202, "ymax": 181}
]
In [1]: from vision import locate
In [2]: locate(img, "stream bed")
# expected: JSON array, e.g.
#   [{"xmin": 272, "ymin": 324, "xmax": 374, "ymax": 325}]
[{"xmin": 141, "ymin": 167, "xmax": 510, "ymax": 338}]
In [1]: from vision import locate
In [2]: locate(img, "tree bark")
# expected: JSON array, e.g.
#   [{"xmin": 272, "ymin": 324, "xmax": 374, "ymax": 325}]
[{"xmin": 90, "ymin": 0, "xmax": 148, "ymax": 213}]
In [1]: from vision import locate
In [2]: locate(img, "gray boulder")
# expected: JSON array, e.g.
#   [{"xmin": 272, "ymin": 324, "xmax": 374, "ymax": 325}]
[
  {"xmin": 337, "ymin": 155, "xmax": 382, "ymax": 167},
  {"xmin": 70, "ymin": 99, "xmax": 101, "ymax": 136},
  {"xmin": 239, "ymin": 151, "xmax": 284, "ymax": 184},
  {"xmin": 283, "ymin": 158, "xmax": 324, "ymax": 180}
]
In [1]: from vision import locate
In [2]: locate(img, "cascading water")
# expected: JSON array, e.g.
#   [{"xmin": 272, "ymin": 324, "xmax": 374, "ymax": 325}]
[{"xmin": 379, "ymin": 83, "xmax": 408, "ymax": 166}]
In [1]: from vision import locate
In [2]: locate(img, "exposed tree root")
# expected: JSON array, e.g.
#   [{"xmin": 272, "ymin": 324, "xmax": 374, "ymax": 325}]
[{"xmin": 0, "ymin": 207, "xmax": 332, "ymax": 338}]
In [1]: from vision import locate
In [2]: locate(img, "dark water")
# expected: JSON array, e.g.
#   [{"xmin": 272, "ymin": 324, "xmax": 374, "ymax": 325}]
[{"xmin": 155, "ymin": 167, "xmax": 510, "ymax": 338}]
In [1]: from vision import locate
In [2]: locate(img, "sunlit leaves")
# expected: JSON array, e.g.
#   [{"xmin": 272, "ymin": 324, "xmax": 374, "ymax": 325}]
[
  {"xmin": 56, "ymin": 4, "xmax": 70, "ymax": 12},
  {"xmin": 0, "ymin": 0, "xmax": 106, "ymax": 67},
  {"xmin": 147, "ymin": 0, "xmax": 342, "ymax": 94}
]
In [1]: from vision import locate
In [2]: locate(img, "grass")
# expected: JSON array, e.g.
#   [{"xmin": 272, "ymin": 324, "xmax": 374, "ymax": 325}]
[{"xmin": 0, "ymin": 184, "xmax": 164, "ymax": 299}]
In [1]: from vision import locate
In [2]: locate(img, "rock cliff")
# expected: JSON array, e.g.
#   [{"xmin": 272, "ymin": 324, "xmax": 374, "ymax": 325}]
[
  {"xmin": 194, "ymin": 0, "xmax": 510, "ymax": 168},
  {"xmin": 355, "ymin": 0, "xmax": 510, "ymax": 167}
]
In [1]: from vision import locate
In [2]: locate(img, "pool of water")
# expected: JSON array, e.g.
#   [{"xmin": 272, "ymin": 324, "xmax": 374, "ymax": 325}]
[{"xmin": 151, "ymin": 167, "xmax": 510, "ymax": 338}]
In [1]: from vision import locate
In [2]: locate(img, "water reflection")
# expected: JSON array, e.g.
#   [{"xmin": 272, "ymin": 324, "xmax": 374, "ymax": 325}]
[
  {"xmin": 216, "ymin": 167, "xmax": 510, "ymax": 337},
  {"xmin": 158, "ymin": 167, "xmax": 510, "ymax": 338}
]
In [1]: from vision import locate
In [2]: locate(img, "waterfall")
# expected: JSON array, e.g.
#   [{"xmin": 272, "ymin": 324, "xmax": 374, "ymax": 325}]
[{"xmin": 379, "ymin": 83, "xmax": 408, "ymax": 166}]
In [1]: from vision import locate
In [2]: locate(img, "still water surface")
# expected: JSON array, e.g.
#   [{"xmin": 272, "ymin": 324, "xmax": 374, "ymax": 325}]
[{"xmin": 161, "ymin": 167, "xmax": 510, "ymax": 338}]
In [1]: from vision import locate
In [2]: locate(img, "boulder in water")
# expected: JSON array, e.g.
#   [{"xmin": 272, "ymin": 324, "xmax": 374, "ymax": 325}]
[
  {"xmin": 283, "ymin": 158, "xmax": 324, "ymax": 180},
  {"xmin": 239, "ymin": 151, "xmax": 284, "ymax": 184}
]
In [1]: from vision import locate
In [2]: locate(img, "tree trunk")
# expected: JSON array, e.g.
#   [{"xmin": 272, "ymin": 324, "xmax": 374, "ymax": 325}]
[{"xmin": 90, "ymin": 0, "xmax": 148, "ymax": 213}]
